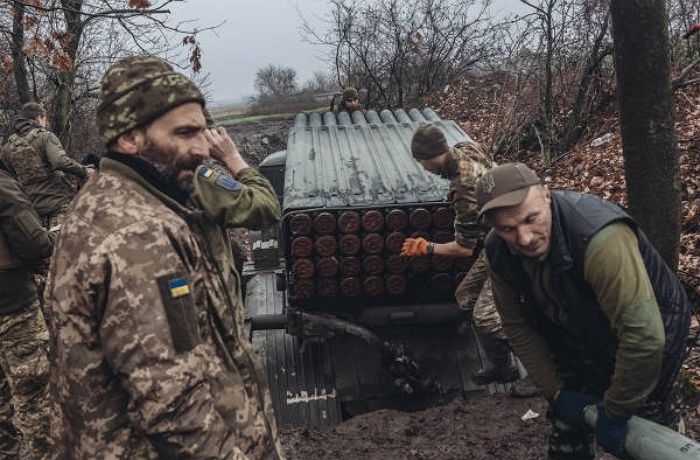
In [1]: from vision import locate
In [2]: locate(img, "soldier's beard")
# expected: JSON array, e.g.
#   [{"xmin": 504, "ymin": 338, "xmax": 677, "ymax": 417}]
[{"xmin": 139, "ymin": 138, "xmax": 201, "ymax": 194}]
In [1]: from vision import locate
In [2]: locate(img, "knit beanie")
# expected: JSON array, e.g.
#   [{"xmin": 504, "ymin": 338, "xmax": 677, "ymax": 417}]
[
  {"xmin": 342, "ymin": 87, "xmax": 359, "ymax": 100},
  {"xmin": 410, "ymin": 124, "xmax": 449, "ymax": 160},
  {"xmin": 97, "ymin": 55, "xmax": 205, "ymax": 145}
]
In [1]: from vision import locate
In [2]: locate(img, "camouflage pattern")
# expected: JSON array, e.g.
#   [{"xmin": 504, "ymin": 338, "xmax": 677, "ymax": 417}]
[
  {"xmin": 443, "ymin": 141, "xmax": 506, "ymax": 340},
  {"xmin": 0, "ymin": 300, "xmax": 52, "ymax": 460},
  {"xmin": 45, "ymin": 157, "xmax": 283, "ymax": 459},
  {"xmin": 97, "ymin": 55, "xmax": 205, "ymax": 145},
  {"xmin": 2, "ymin": 128, "xmax": 52, "ymax": 185},
  {"xmin": 455, "ymin": 254, "xmax": 506, "ymax": 340},
  {"xmin": 447, "ymin": 141, "xmax": 493, "ymax": 250},
  {"xmin": 1, "ymin": 118, "xmax": 86, "ymax": 218}
]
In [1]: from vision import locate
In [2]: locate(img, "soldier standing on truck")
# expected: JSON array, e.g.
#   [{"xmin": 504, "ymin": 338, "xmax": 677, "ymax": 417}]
[
  {"xmin": 477, "ymin": 162, "xmax": 691, "ymax": 459},
  {"xmin": 0, "ymin": 163, "xmax": 55, "ymax": 459},
  {"xmin": 1, "ymin": 102, "xmax": 91, "ymax": 229},
  {"xmin": 45, "ymin": 55, "xmax": 284, "ymax": 459},
  {"xmin": 401, "ymin": 124, "xmax": 534, "ymax": 391}
]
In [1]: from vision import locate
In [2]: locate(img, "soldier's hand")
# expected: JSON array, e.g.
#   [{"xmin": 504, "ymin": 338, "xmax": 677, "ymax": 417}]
[
  {"xmin": 204, "ymin": 127, "xmax": 248, "ymax": 174},
  {"xmin": 400, "ymin": 237, "xmax": 431, "ymax": 257}
]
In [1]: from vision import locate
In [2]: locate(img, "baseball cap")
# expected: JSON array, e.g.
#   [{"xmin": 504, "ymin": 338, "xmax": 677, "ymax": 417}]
[{"xmin": 476, "ymin": 162, "xmax": 541, "ymax": 217}]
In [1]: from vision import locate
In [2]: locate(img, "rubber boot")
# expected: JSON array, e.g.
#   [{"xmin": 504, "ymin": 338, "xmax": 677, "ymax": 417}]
[{"xmin": 472, "ymin": 335, "xmax": 519, "ymax": 384}]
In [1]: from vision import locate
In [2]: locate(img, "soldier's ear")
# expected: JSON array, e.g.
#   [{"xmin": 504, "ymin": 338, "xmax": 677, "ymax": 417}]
[{"xmin": 114, "ymin": 129, "xmax": 144, "ymax": 156}]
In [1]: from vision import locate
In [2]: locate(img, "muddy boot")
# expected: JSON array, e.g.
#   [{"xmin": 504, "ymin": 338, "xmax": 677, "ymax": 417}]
[
  {"xmin": 510, "ymin": 375, "xmax": 539, "ymax": 398},
  {"xmin": 472, "ymin": 336, "xmax": 519, "ymax": 384}
]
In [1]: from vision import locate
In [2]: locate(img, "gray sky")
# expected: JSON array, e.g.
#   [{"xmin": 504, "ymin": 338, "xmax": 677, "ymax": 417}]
[
  {"xmin": 170, "ymin": 0, "xmax": 331, "ymax": 104},
  {"xmin": 169, "ymin": 0, "xmax": 527, "ymax": 105}
]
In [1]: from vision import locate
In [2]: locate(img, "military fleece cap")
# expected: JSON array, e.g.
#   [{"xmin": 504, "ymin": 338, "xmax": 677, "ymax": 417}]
[
  {"xmin": 475, "ymin": 162, "xmax": 541, "ymax": 217},
  {"xmin": 343, "ymin": 87, "xmax": 359, "ymax": 100},
  {"xmin": 97, "ymin": 55, "xmax": 205, "ymax": 145},
  {"xmin": 411, "ymin": 124, "xmax": 449, "ymax": 160}
]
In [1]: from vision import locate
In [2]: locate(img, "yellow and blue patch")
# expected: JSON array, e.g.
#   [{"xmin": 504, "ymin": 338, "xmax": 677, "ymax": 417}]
[
  {"xmin": 198, "ymin": 166, "xmax": 215, "ymax": 179},
  {"xmin": 168, "ymin": 277, "xmax": 190, "ymax": 298}
]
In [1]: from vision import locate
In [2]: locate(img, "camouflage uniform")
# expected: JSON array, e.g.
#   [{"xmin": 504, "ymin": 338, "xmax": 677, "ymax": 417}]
[
  {"xmin": 0, "ymin": 168, "xmax": 55, "ymax": 459},
  {"xmin": 1, "ymin": 118, "xmax": 87, "ymax": 226},
  {"xmin": 446, "ymin": 141, "xmax": 505, "ymax": 338},
  {"xmin": 46, "ymin": 156, "xmax": 284, "ymax": 459}
]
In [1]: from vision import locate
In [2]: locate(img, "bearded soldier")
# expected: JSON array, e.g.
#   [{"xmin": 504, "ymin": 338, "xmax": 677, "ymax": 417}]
[{"xmin": 46, "ymin": 55, "xmax": 283, "ymax": 459}]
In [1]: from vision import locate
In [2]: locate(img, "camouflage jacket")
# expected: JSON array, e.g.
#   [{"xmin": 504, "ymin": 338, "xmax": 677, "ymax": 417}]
[
  {"xmin": 46, "ymin": 157, "xmax": 283, "ymax": 459},
  {"xmin": 0, "ymin": 168, "xmax": 54, "ymax": 313},
  {"xmin": 1, "ymin": 118, "xmax": 86, "ymax": 217},
  {"xmin": 446, "ymin": 141, "xmax": 492, "ymax": 250}
]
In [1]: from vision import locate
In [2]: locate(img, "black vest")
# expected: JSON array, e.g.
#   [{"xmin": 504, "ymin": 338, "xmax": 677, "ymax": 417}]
[{"xmin": 486, "ymin": 191, "xmax": 690, "ymax": 400}]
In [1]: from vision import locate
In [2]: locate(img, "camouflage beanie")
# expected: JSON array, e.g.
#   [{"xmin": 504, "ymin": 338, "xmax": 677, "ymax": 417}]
[
  {"xmin": 97, "ymin": 55, "xmax": 205, "ymax": 145},
  {"xmin": 411, "ymin": 124, "xmax": 449, "ymax": 160},
  {"xmin": 343, "ymin": 87, "xmax": 359, "ymax": 100}
]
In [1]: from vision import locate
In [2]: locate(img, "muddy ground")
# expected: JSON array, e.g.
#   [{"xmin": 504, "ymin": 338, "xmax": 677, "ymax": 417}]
[
  {"xmin": 278, "ymin": 334, "xmax": 700, "ymax": 460},
  {"xmin": 279, "ymin": 394, "xmax": 550, "ymax": 459}
]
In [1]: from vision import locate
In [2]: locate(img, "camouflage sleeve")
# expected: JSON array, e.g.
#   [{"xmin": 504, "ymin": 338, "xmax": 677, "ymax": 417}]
[
  {"xmin": 96, "ymin": 231, "xmax": 248, "ymax": 458},
  {"xmin": 450, "ymin": 144, "xmax": 490, "ymax": 249},
  {"xmin": 0, "ymin": 172, "xmax": 53, "ymax": 263},
  {"xmin": 42, "ymin": 132, "xmax": 87, "ymax": 179},
  {"xmin": 450, "ymin": 181, "xmax": 483, "ymax": 249},
  {"xmin": 486, "ymin": 255, "xmax": 562, "ymax": 399},
  {"xmin": 193, "ymin": 165, "xmax": 281, "ymax": 230}
]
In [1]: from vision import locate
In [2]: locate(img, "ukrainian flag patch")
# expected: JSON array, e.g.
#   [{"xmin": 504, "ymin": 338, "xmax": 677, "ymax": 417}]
[
  {"xmin": 216, "ymin": 175, "xmax": 240, "ymax": 190},
  {"xmin": 198, "ymin": 166, "xmax": 214, "ymax": 178},
  {"xmin": 168, "ymin": 277, "xmax": 190, "ymax": 298}
]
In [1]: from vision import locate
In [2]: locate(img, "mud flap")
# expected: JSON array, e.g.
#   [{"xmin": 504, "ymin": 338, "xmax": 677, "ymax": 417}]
[{"xmin": 246, "ymin": 272, "xmax": 342, "ymax": 429}]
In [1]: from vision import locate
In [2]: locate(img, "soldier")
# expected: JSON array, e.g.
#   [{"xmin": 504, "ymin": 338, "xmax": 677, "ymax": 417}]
[
  {"xmin": 400, "ymin": 124, "xmax": 522, "ymax": 386},
  {"xmin": 1, "ymin": 102, "xmax": 90, "ymax": 228},
  {"xmin": 0, "ymin": 163, "xmax": 55, "ymax": 459},
  {"xmin": 45, "ymin": 55, "xmax": 283, "ymax": 459},
  {"xmin": 334, "ymin": 87, "xmax": 363, "ymax": 114},
  {"xmin": 477, "ymin": 163, "xmax": 691, "ymax": 458}
]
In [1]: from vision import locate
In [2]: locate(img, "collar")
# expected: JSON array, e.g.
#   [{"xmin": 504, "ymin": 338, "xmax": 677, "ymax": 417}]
[
  {"xmin": 441, "ymin": 148, "xmax": 460, "ymax": 180},
  {"xmin": 105, "ymin": 152, "xmax": 190, "ymax": 206}
]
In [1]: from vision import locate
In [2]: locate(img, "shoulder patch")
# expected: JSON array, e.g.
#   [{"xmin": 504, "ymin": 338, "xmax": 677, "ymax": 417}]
[
  {"xmin": 48, "ymin": 133, "xmax": 61, "ymax": 146},
  {"xmin": 198, "ymin": 165, "xmax": 214, "ymax": 178},
  {"xmin": 216, "ymin": 175, "xmax": 240, "ymax": 191}
]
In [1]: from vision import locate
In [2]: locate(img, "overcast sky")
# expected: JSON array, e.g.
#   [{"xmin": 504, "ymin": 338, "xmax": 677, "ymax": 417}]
[
  {"xmin": 170, "ymin": 0, "xmax": 331, "ymax": 104},
  {"xmin": 169, "ymin": 0, "xmax": 526, "ymax": 105}
]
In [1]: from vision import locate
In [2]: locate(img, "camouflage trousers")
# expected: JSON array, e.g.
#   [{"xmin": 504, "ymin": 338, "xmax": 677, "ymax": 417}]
[
  {"xmin": 0, "ymin": 301, "xmax": 52, "ymax": 460},
  {"xmin": 455, "ymin": 253, "xmax": 506, "ymax": 340},
  {"xmin": 547, "ymin": 373, "xmax": 684, "ymax": 459}
]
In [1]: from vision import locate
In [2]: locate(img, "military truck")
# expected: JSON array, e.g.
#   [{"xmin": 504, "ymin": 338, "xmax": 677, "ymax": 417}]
[{"xmin": 244, "ymin": 108, "xmax": 518, "ymax": 429}]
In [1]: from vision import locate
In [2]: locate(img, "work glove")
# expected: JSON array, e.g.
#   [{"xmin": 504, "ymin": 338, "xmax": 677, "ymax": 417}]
[
  {"xmin": 400, "ymin": 237, "xmax": 431, "ymax": 257},
  {"xmin": 595, "ymin": 403, "xmax": 629, "ymax": 458},
  {"xmin": 552, "ymin": 390, "xmax": 598, "ymax": 428}
]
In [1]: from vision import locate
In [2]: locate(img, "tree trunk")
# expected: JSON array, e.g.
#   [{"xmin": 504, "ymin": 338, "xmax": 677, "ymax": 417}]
[
  {"xmin": 11, "ymin": 1, "xmax": 32, "ymax": 103},
  {"xmin": 52, "ymin": 0, "xmax": 84, "ymax": 147},
  {"xmin": 609, "ymin": 0, "xmax": 681, "ymax": 269}
]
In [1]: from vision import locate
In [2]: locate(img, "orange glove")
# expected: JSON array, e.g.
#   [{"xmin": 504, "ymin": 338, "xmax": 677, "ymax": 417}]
[
  {"xmin": 684, "ymin": 23, "xmax": 700, "ymax": 39},
  {"xmin": 400, "ymin": 237, "xmax": 432, "ymax": 256}
]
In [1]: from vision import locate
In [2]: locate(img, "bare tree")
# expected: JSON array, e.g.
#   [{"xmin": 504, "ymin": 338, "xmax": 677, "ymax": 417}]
[
  {"xmin": 0, "ymin": 0, "xmax": 215, "ymax": 147},
  {"xmin": 305, "ymin": 0, "xmax": 500, "ymax": 108},
  {"xmin": 254, "ymin": 64, "xmax": 298, "ymax": 97}
]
